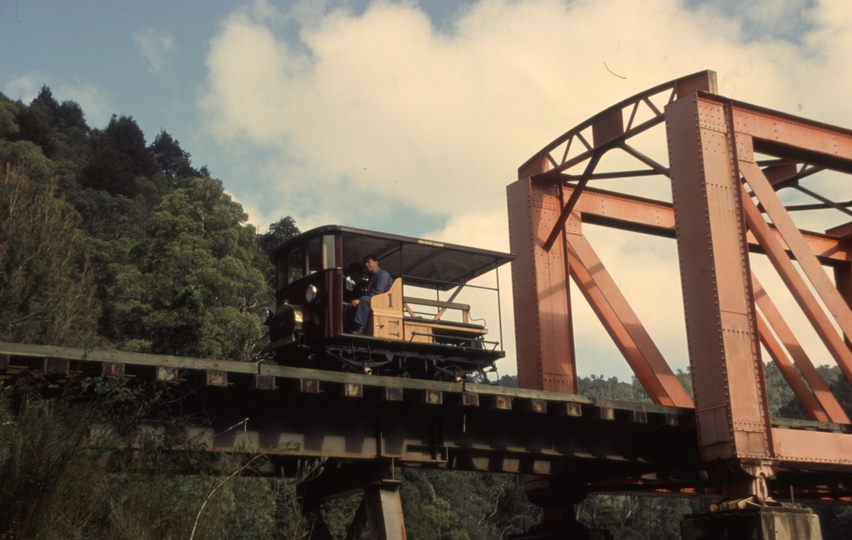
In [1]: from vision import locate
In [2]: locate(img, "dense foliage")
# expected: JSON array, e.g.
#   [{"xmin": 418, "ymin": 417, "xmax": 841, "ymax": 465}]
[
  {"xmin": 0, "ymin": 87, "xmax": 297, "ymax": 360},
  {"xmin": 0, "ymin": 375, "xmax": 321, "ymax": 539},
  {"xmin": 3, "ymin": 87, "xmax": 852, "ymax": 539},
  {"xmin": 0, "ymin": 166, "xmax": 99, "ymax": 346}
]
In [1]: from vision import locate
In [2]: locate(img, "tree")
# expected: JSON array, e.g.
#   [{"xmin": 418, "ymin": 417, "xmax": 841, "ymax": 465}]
[
  {"xmin": 103, "ymin": 115, "xmax": 157, "ymax": 176},
  {"xmin": 55, "ymin": 99, "xmax": 88, "ymax": 132},
  {"xmin": 814, "ymin": 505, "xmax": 852, "ymax": 540},
  {"xmin": 390, "ymin": 468, "xmax": 540, "ymax": 540},
  {"xmin": 256, "ymin": 215, "xmax": 301, "ymax": 288},
  {"xmin": 0, "ymin": 165, "xmax": 99, "ymax": 346},
  {"xmin": 0, "ymin": 93, "xmax": 19, "ymax": 138},
  {"xmin": 0, "ymin": 139, "xmax": 54, "ymax": 181},
  {"xmin": 258, "ymin": 215, "xmax": 300, "ymax": 256},
  {"xmin": 33, "ymin": 85, "xmax": 59, "ymax": 112},
  {"xmin": 579, "ymin": 374, "xmax": 651, "ymax": 402},
  {"xmin": 761, "ymin": 361, "xmax": 809, "ymax": 419},
  {"xmin": 49, "ymin": 99, "xmax": 91, "ymax": 167},
  {"xmin": 108, "ymin": 176, "xmax": 269, "ymax": 361},
  {"xmin": 150, "ymin": 129, "xmax": 200, "ymax": 183},
  {"xmin": 0, "ymin": 375, "xmax": 317, "ymax": 539},
  {"xmin": 81, "ymin": 115, "xmax": 158, "ymax": 200},
  {"xmin": 12, "ymin": 91, "xmax": 56, "ymax": 159},
  {"xmin": 399, "ymin": 470, "xmax": 469, "ymax": 540}
]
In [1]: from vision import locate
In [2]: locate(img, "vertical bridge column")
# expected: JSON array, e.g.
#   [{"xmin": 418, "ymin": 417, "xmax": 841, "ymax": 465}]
[
  {"xmin": 666, "ymin": 87, "xmax": 825, "ymax": 540},
  {"xmin": 364, "ymin": 480, "xmax": 407, "ymax": 540},
  {"xmin": 666, "ymin": 93, "xmax": 775, "ymax": 490},
  {"xmin": 508, "ymin": 172, "xmax": 577, "ymax": 393},
  {"xmin": 301, "ymin": 461, "xmax": 407, "ymax": 540}
]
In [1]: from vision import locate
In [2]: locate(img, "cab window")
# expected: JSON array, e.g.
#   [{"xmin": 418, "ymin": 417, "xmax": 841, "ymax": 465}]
[
  {"xmin": 307, "ymin": 238, "xmax": 322, "ymax": 274},
  {"xmin": 288, "ymin": 247, "xmax": 304, "ymax": 283},
  {"xmin": 276, "ymin": 260, "xmax": 285, "ymax": 290}
]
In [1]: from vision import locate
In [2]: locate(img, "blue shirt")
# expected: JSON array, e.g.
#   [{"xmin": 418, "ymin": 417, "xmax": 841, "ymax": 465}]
[{"xmin": 367, "ymin": 268, "xmax": 393, "ymax": 296}]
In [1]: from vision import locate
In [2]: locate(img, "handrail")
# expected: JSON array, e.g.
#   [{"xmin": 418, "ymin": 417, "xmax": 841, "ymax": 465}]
[
  {"xmin": 403, "ymin": 297, "xmax": 470, "ymax": 311},
  {"xmin": 404, "ymin": 296, "xmax": 471, "ymax": 323}
]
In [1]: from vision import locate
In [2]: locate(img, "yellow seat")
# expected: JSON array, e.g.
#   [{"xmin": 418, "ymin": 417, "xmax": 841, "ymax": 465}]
[{"xmin": 368, "ymin": 278, "xmax": 403, "ymax": 339}]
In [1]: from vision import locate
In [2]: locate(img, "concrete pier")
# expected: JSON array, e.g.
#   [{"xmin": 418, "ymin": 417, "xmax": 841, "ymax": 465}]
[{"xmin": 681, "ymin": 507, "xmax": 821, "ymax": 540}]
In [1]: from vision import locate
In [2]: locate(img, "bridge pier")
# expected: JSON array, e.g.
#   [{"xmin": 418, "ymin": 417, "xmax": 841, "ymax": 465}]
[
  {"xmin": 682, "ymin": 462, "xmax": 822, "ymax": 540},
  {"xmin": 681, "ymin": 507, "xmax": 822, "ymax": 540},
  {"xmin": 300, "ymin": 460, "xmax": 407, "ymax": 540},
  {"xmin": 304, "ymin": 479, "xmax": 407, "ymax": 540},
  {"xmin": 512, "ymin": 477, "xmax": 612, "ymax": 540},
  {"xmin": 363, "ymin": 480, "xmax": 407, "ymax": 540}
]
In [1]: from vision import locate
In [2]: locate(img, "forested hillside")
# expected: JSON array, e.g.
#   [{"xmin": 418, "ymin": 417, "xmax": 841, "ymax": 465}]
[
  {"xmin": 1, "ymin": 86, "xmax": 298, "ymax": 360},
  {"xmin": 2, "ymin": 88, "xmax": 852, "ymax": 538}
]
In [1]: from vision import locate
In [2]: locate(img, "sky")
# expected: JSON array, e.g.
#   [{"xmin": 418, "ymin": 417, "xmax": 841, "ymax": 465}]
[{"xmin": 2, "ymin": 0, "xmax": 851, "ymax": 383}]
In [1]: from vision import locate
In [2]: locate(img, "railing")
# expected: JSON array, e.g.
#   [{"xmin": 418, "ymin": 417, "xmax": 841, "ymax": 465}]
[
  {"xmin": 402, "ymin": 296, "xmax": 472, "ymax": 323},
  {"xmin": 400, "ymin": 273, "xmax": 504, "ymax": 350}
]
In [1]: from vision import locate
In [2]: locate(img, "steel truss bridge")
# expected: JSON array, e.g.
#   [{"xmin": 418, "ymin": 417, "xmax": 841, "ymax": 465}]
[{"xmin": 5, "ymin": 69, "xmax": 852, "ymax": 539}]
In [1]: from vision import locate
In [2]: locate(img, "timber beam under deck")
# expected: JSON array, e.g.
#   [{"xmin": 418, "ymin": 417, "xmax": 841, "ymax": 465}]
[{"xmin": 1, "ymin": 341, "xmax": 851, "ymax": 502}]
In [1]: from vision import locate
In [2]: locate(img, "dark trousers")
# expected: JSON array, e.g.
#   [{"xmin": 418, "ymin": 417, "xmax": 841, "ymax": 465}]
[{"xmin": 343, "ymin": 296, "xmax": 372, "ymax": 330}]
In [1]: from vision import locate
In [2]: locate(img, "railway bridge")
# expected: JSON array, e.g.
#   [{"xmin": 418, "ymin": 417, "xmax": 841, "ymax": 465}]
[
  {"xmin": 1, "ymin": 338, "xmax": 850, "ymax": 538},
  {"xmin": 5, "ymin": 70, "xmax": 852, "ymax": 539}
]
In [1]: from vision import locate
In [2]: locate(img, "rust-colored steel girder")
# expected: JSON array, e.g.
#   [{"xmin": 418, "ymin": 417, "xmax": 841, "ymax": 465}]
[
  {"xmin": 509, "ymin": 71, "xmax": 718, "ymax": 400},
  {"xmin": 667, "ymin": 93, "xmax": 773, "ymax": 463},
  {"xmin": 556, "ymin": 183, "xmax": 851, "ymax": 424},
  {"xmin": 510, "ymin": 70, "xmax": 852, "ymax": 487},
  {"xmin": 9, "ymin": 340, "xmax": 852, "ymax": 502},
  {"xmin": 564, "ymin": 217, "xmax": 693, "ymax": 408}
]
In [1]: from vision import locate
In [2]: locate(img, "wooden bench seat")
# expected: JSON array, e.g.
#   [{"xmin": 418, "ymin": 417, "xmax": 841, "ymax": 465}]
[
  {"xmin": 368, "ymin": 278, "xmax": 404, "ymax": 339},
  {"xmin": 402, "ymin": 297, "xmax": 487, "ymax": 343},
  {"xmin": 367, "ymin": 281, "xmax": 487, "ymax": 343}
]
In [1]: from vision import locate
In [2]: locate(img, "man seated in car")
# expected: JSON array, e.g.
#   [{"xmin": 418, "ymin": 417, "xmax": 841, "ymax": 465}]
[{"xmin": 343, "ymin": 255, "xmax": 393, "ymax": 335}]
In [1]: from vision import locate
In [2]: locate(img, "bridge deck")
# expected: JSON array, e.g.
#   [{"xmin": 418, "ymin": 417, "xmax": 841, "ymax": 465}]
[{"xmin": 1, "ymin": 341, "xmax": 849, "ymax": 501}]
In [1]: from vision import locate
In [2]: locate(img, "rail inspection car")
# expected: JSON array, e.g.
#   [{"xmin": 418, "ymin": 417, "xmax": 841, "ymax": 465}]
[{"xmin": 263, "ymin": 226, "xmax": 514, "ymax": 380}]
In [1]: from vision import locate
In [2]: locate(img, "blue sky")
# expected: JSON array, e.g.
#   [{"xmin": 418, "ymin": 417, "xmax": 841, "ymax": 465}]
[
  {"xmin": 0, "ymin": 0, "xmax": 472, "ymax": 235},
  {"xmin": 2, "ymin": 0, "xmax": 850, "ymax": 382}
]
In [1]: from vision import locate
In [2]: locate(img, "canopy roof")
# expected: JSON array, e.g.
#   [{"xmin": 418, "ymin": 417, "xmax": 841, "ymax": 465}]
[{"xmin": 273, "ymin": 225, "xmax": 514, "ymax": 291}]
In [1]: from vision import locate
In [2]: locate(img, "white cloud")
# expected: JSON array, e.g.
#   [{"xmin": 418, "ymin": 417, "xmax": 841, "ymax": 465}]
[
  {"xmin": 55, "ymin": 82, "xmax": 115, "ymax": 127},
  {"xmin": 134, "ymin": 28, "xmax": 176, "ymax": 73},
  {"xmin": 225, "ymin": 188, "xmax": 266, "ymax": 232},
  {"xmin": 4, "ymin": 73, "xmax": 42, "ymax": 103},
  {"xmin": 199, "ymin": 0, "xmax": 852, "ymax": 379}
]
